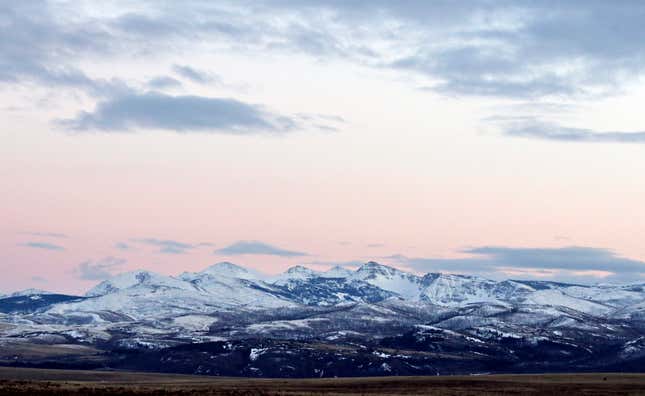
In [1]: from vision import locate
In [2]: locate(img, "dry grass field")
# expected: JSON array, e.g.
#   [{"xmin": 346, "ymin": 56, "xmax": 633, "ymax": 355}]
[{"xmin": 1, "ymin": 367, "xmax": 645, "ymax": 395}]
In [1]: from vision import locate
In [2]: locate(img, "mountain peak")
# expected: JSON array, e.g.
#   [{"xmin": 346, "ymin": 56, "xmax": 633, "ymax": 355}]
[
  {"xmin": 212, "ymin": 261, "xmax": 242, "ymax": 268},
  {"xmin": 184, "ymin": 262, "xmax": 260, "ymax": 281},
  {"xmin": 85, "ymin": 269, "xmax": 178, "ymax": 297},
  {"xmin": 286, "ymin": 265, "xmax": 317, "ymax": 275},
  {"xmin": 9, "ymin": 288, "xmax": 55, "ymax": 297},
  {"xmin": 356, "ymin": 261, "xmax": 401, "ymax": 275},
  {"xmin": 202, "ymin": 261, "xmax": 248, "ymax": 274},
  {"xmin": 321, "ymin": 265, "xmax": 353, "ymax": 278},
  {"xmin": 352, "ymin": 261, "xmax": 423, "ymax": 299}
]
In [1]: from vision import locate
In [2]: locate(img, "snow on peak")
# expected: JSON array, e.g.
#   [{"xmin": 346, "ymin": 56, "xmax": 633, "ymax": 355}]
[
  {"xmin": 356, "ymin": 261, "xmax": 406, "ymax": 277},
  {"xmin": 269, "ymin": 265, "xmax": 320, "ymax": 285},
  {"xmin": 85, "ymin": 270, "xmax": 186, "ymax": 297},
  {"xmin": 9, "ymin": 288, "xmax": 55, "ymax": 297},
  {"xmin": 420, "ymin": 273, "xmax": 507, "ymax": 306},
  {"xmin": 321, "ymin": 266, "xmax": 353, "ymax": 278},
  {"xmin": 196, "ymin": 262, "xmax": 259, "ymax": 280},
  {"xmin": 285, "ymin": 265, "xmax": 318, "ymax": 277},
  {"xmin": 352, "ymin": 262, "xmax": 422, "ymax": 299}
]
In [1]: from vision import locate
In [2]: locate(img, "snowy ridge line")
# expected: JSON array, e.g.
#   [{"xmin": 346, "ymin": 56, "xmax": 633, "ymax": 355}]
[{"xmin": 2, "ymin": 261, "xmax": 645, "ymax": 323}]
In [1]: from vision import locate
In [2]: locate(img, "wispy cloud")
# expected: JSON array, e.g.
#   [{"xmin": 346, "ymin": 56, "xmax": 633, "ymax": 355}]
[
  {"xmin": 133, "ymin": 238, "xmax": 196, "ymax": 254},
  {"xmin": 76, "ymin": 257, "xmax": 126, "ymax": 280},
  {"xmin": 294, "ymin": 113, "xmax": 346, "ymax": 132},
  {"xmin": 115, "ymin": 242, "xmax": 132, "ymax": 251},
  {"xmin": 22, "ymin": 232, "xmax": 67, "ymax": 238},
  {"xmin": 146, "ymin": 76, "xmax": 182, "ymax": 90},
  {"xmin": 173, "ymin": 64, "xmax": 220, "ymax": 85},
  {"xmin": 503, "ymin": 120, "xmax": 645, "ymax": 144},
  {"xmin": 20, "ymin": 242, "xmax": 65, "ymax": 251},
  {"xmin": 216, "ymin": 241, "xmax": 307, "ymax": 257}
]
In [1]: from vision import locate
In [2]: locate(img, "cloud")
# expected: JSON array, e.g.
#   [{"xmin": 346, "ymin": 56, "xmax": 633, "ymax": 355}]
[
  {"xmin": 0, "ymin": 2, "xmax": 118, "ymax": 94},
  {"xmin": 173, "ymin": 64, "xmax": 220, "ymax": 85},
  {"xmin": 146, "ymin": 76, "xmax": 182, "ymax": 89},
  {"xmin": 31, "ymin": 276, "xmax": 46, "ymax": 282},
  {"xmin": 58, "ymin": 92, "xmax": 296, "ymax": 134},
  {"xmin": 20, "ymin": 242, "xmax": 65, "ymax": 251},
  {"xmin": 370, "ymin": 2, "xmax": 645, "ymax": 99},
  {"xmin": 216, "ymin": 241, "xmax": 307, "ymax": 257},
  {"xmin": 367, "ymin": 243, "xmax": 385, "ymax": 248},
  {"xmin": 8, "ymin": 1, "xmax": 645, "ymax": 103},
  {"xmin": 22, "ymin": 232, "xmax": 67, "ymax": 238},
  {"xmin": 196, "ymin": 242, "xmax": 216, "ymax": 247},
  {"xmin": 464, "ymin": 246, "xmax": 645, "ymax": 273},
  {"xmin": 76, "ymin": 257, "xmax": 126, "ymax": 281},
  {"xmin": 133, "ymin": 238, "xmax": 196, "ymax": 254},
  {"xmin": 386, "ymin": 246, "xmax": 645, "ymax": 284},
  {"xmin": 294, "ymin": 113, "xmax": 346, "ymax": 132},
  {"xmin": 114, "ymin": 1, "xmax": 645, "ymax": 100},
  {"xmin": 503, "ymin": 120, "xmax": 645, "ymax": 144},
  {"xmin": 115, "ymin": 242, "xmax": 132, "ymax": 251},
  {"xmin": 5, "ymin": 1, "xmax": 645, "ymax": 141}
]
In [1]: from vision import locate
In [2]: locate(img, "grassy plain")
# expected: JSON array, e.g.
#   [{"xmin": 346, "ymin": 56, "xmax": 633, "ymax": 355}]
[{"xmin": 1, "ymin": 367, "xmax": 644, "ymax": 395}]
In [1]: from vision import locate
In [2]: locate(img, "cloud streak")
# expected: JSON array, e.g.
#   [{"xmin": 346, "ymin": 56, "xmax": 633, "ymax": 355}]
[
  {"xmin": 216, "ymin": 241, "xmax": 307, "ymax": 257},
  {"xmin": 115, "ymin": 242, "xmax": 132, "ymax": 251},
  {"xmin": 20, "ymin": 242, "xmax": 65, "ymax": 251},
  {"xmin": 504, "ymin": 121, "xmax": 645, "ymax": 144},
  {"xmin": 22, "ymin": 232, "xmax": 67, "ymax": 238},
  {"xmin": 59, "ymin": 92, "xmax": 296, "ymax": 134},
  {"xmin": 173, "ymin": 64, "xmax": 220, "ymax": 85},
  {"xmin": 146, "ymin": 76, "xmax": 182, "ymax": 90},
  {"xmin": 133, "ymin": 238, "xmax": 196, "ymax": 254}
]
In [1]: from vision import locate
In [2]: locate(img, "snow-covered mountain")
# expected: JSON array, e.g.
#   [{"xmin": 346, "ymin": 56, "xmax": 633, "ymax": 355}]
[
  {"xmin": 180, "ymin": 262, "xmax": 261, "ymax": 281},
  {"xmin": 6, "ymin": 261, "xmax": 645, "ymax": 322},
  {"xmin": 420, "ymin": 274, "xmax": 532, "ymax": 307},
  {"xmin": 350, "ymin": 262, "xmax": 424, "ymax": 300},
  {"xmin": 2, "ymin": 261, "xmax": 645, "ymax": 377},
  {"xmin": 50, "ymin": 267, "xmax": 297, "ymax": 322},
  {"xmin": 320, "ymin": 265, "xmax": 354, "ymax": 278},
  {"xmin": 271, "ymin": 265, "xmax": 320, "ymax": 285},
  {"xmin": 9, "ymin": 288, "xmax": 56, "ymax": 297}
]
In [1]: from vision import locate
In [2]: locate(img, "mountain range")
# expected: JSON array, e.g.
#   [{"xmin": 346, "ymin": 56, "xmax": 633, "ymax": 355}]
[{"xmin": 1, "ymin": 261, "xmax": 645, "ymax": 377}]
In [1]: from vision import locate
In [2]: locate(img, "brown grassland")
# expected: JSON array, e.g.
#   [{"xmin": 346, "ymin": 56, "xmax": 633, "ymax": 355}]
[{"xmin": 0, "ymin": 367, "xmax": 644, "ymax": 395}]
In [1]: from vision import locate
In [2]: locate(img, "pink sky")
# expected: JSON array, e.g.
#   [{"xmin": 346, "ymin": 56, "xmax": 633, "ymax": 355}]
[{"xmin": 2, "ymin": 2, "xmax": 645, "ymax": 294}]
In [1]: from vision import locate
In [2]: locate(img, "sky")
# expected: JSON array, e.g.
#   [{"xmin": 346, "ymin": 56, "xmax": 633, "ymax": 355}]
[{"xmin": 2, "ymin": 1, "xmax": 645, "ymax": 294}]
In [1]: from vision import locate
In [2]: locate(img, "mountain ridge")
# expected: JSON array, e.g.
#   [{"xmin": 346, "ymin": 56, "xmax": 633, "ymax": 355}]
[{"xmin": 2, "ymin": 261, "xmax": 645, "ymax": 377}]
